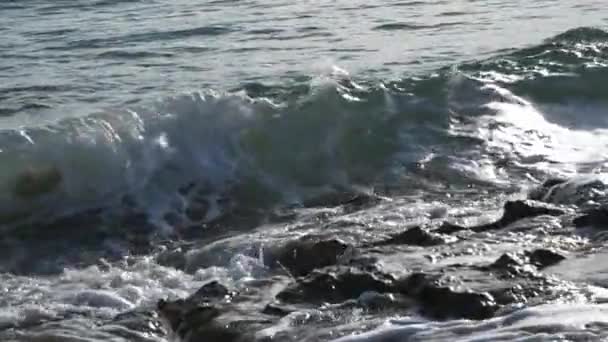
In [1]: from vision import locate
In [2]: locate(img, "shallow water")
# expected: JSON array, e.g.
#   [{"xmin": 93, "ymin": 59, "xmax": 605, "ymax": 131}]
[{"xmin": 2, "ymin": 1, "xmax": 608, "ymax": 341}]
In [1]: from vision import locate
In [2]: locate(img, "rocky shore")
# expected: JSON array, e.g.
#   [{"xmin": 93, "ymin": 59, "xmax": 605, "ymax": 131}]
[
  {"xmin": 3, "ymin": 177, "xmax": 608, "ymax": 341},
  {"xmin": 148, "ymin": 178, "xmax": 608, "ymax": 340}
]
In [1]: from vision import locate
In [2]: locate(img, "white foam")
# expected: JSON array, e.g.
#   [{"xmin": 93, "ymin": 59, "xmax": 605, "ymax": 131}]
[
  {"xmin": 67, "ymin": 290, "xmax": 134, "ymax": 310},
  {"xmin": 478, "ymin": 85, "xmax": 608, "ymax": 178},
  {"xmin": 333, "ymin": 303, "xmax": 608, "ymax": 342}
]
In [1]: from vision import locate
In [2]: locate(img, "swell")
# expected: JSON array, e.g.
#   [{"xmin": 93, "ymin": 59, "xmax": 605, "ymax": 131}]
[
  {"xmin": 1, "ymin": 27, "xmax": 607, "ymax": 233},
  {"xmin": 54, "ymin": 26, "xmax": 234, "ymax": 50},
  {"xmin": 373, "ymin": 22, "xmax": 464, "ymax": 31}
]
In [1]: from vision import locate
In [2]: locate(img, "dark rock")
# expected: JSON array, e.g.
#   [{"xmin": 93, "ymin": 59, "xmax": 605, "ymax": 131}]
[
  {"xmin": 542, "ymin": 178, "xmax": 569, "ymax": 188},
  {"xmin": 189, "ymin": 281, "xmax": 234, "ymax": 302},
  {"xmin": 262, "ymin": 302, "xmax": 298, "ymax": 317},
  {"xmin": 397, "ymin": 273, "xmax": 498, "ymax": 320},
  {"xmin": 276, "ymin": 267, "xmax": 393, "ymax": 304},
  {"xmin": 489, "ymin": 285, "xmax": 532, "ymax": 306},
  {"xmin": 489, "ymin": 253, "xmax": 525, "ymax": 271},
  {"xmin": 157, "ymin": 298, "xmax": 194, "ymax": 332},
  {"xmin": 526, "ymin": 249, "xmax": 566, "ymax": 269},
  {"xmin": 573, "ymin": 208, "xmax": 608, "ymax": 228},
  {"xmin": 357, "ymin": 291, "xmax": 413, "ymax": 311},
  {"xmin": 439, "ymin": 200, "xmax": 564, "ymax": 234},
  {"xmin": 483, "ymin": 252, "xmax": 534, "ymax": 277},
  {"xmin": 498, "ymin": 200, "xmax": 565, "ymax": 226},
  {"xmin": 267, "ymin": 237, "xmax": 351, "ymax": 277},
  {"xmin": 157, "ymin": 300, "xmax": 222, "ymax": 338},
  {"xmin": 436, "ymin": 221, "xmax": 469, "ymax": 234},
  {"xmin": 373, "ymin": 226, "xmax": 447, "ymax": 247},
  {"xmin": 419, "ymin": 286, "xmax": 497, "ymax": 320},
  {"xmin": 157, "ymin": 282, "xmax": 256, "ymax": 342},
  {"xmin": 471, "ymin": 200, "xmax": 565, "ymax": 233}
]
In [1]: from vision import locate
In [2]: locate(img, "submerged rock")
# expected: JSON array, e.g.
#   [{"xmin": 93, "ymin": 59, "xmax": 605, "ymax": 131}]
[{"xmin": 266, "ymin": 237, "xmax": 351, "ymax": 277}]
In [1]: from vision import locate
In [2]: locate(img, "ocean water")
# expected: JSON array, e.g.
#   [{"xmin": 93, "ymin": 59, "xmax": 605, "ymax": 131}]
[{"xmin": 2, "ymin": 1, "xmax": 608, "ymax": 341}]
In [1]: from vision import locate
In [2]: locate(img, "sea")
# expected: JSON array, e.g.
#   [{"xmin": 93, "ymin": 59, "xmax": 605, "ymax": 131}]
[{"xmin": 1, "ymin": 0, "xmax": 608, "ymax": 341}]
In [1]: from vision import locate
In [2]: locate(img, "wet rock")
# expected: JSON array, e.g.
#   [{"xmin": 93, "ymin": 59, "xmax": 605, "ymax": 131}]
[
  {"xmin": 397, "ymin": 273, "xmax": 498, "ymax": 320},
  {"xmin": 438, "ymin": 200, "xmax": 564, "ymax": 234},
  {"xmin": 456, "ymin": 200, "xmax": 566, "ymax": 234},
  {"xmin": 420, "ymin": 286, "xmax": 497, "ymax": 320},
  {"xmin": 373, "ymin": 226, "xmax": 448, "ymax": 247},
  {"xmin": 267, "ymin": 237, "xmax": 351, "ymax": 277},
  {"xmin": 497, "ymin": 200, "xmax": 565, "ymax": 227},
  {"xmin": 483, "ymin": 252, "xmax": 537, "ymax": 277},
  {"xmin": 157, "ymin": 300, "xmax": 222, "ymax": 339},
  {"xmin": 356, "ymin": 291, "xmax": 413, "ymax": 311},
  {"xmin": 489, "ymin": 253, "xmax": 525, "ymax": 271},
  {"xmin": 276, "ymin": 267, "xmax": 393, "ymax": 304},
  {"xmin": 436, "ymin": 221, "xmax": 469, "ymax": 234},
  {"xmin": 573, "ymin": 208, "xmax": 608, "ymax": 228},
  {"xmin": 189, "ymin": 281, "xmax": 235, "ymax": 302},
  {"xmin": 489, "ymin": 285, "xmax": 534, "ymax": 306},
  {"xmin": 157, "ymin": 281, "xmax": 256, "ymax": 342},
  {"xmin": 526, "ymin": 249, "xmax": 566, "ymax": 269},
  {"xmin": 486, "ymin": 249, "xmax": 565, "ymax": 274}
]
